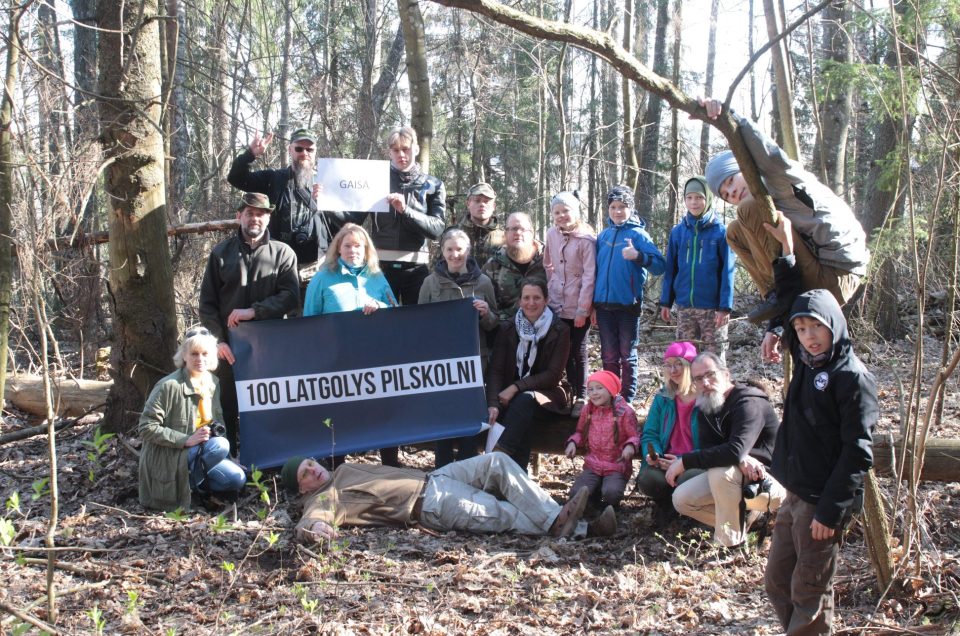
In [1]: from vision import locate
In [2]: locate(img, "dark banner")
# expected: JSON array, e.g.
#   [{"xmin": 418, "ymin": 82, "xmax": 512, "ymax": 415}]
[{"xmin": 230, "ymin": 299, "xmax": 487, "ymax": 469}]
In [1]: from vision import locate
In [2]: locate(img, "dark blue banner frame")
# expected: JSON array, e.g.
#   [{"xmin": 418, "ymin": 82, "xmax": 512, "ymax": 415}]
[{"xmin": 230, "ymin": 299, "xmax": 487, "ymax": 468}]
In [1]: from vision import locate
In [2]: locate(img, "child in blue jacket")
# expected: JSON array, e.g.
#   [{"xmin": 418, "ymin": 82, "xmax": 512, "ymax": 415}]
[
  {"xmin": 660, "ymin": 176, "xmax": 735, "ymax": 361},
  {"xmin": 593, "ymin": 185, "xmax": 665, "ymax": 402}
]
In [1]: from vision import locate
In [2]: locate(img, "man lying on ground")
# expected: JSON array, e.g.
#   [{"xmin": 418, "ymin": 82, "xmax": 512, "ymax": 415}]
[{"xmin": 281, "ymin": 452, "xmax": 617, "ymax": 541}]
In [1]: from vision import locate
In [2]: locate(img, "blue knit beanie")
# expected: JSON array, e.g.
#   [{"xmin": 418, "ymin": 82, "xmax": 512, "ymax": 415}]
[
  {"xmin": 704, "ymin": 150, "xmax": 741, "ymax": 198},
  {"xmin": 606, "ymin": 185, "xmax": 635, "ymax": 209}
]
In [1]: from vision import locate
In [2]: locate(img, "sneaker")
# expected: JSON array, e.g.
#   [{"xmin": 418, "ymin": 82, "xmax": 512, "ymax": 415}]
[
  {"xmin": 550, "ymin": 487, "xmax": 590, "ymax": 537},
  {"xmin": 570, "ymin": 399, "xmax": 586, "ymax": 419},
  {"xmin": 587, "ymin": 505, "xmax": 617, "ymax": 537}
]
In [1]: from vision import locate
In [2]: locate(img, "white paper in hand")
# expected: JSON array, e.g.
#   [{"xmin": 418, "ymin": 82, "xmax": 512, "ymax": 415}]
[{"xmin": 314, "ymin": 158, "xmax": 389, "ymax": 212}]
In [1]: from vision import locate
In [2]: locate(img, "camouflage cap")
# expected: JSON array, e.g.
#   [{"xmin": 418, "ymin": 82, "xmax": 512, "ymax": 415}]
[
  {"xmin": 239, "ymin": 191, "xmax": 274, "ymax": 212},
  {"xmin": 468, "ymin": 182, "xmax": 496, "ymax": 199},
  {"xmin": 289, "ymin": 128, "xmax": 316, "ymax": 144}
]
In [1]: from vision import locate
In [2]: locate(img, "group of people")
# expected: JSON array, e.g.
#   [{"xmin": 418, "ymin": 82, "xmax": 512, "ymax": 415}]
[{"xmin": 137, "ymin": 98, "xmax": 879, "ymax": 634}]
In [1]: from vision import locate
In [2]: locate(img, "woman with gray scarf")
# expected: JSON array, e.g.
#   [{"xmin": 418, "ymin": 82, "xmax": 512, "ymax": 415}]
[{"xmin": 485, "ymin": 279, "xmax": 571, "ymax": 470}]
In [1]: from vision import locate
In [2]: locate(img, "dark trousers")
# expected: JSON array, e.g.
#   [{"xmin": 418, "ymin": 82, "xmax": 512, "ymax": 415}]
[
  {"xmin": 434, "ymin": 434, "xmax": 481, "ymax": 469},
  {"xmin": 380, "ymin": 261, "xmax": 429, "ymax": 466},
  {"xmin": 495, "ymin": 392, "xmax": 553, "ymax": 470},
  {"xmin": 215, "ymin": 362, "xmax": 239, "ymax": 456},
  {"xmin": 765, "ymin": 492, "xmax": 843, "ymax": 635},
  {"xmin": 382, "ymin": 262, "xmax": 429, "ymax": 306},
  {"xmin": 561, "ymin": 318, "xmax": 590, "ymax": 400}
]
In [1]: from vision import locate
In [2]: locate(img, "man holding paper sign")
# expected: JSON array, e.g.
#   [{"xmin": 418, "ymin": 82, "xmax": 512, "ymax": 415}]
[
  {"xmin": 340, "ymin": 126, "xmax": 446, "ymax": 306},
  {"xmin": 227, "ymin": 128, "xmax": 342, "ymax": 279}
]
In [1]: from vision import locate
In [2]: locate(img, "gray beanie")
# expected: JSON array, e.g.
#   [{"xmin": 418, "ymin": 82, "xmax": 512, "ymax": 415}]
[
  {"xmin": 704, "ymin": 150, "xmax": 741, "ymax": 198},
  {"xmin": 550, "ymin": 190, "xmax": 580, "ymax": 209}
]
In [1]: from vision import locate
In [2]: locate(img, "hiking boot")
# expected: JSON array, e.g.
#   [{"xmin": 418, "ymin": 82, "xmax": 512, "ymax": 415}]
[
  {"xmin": 550, "ymin": 487, "xmax": 589, "ymax": 538},
  {"xmin": 587, "ymin": 505, "xmax": 617, "ymax": 537}
]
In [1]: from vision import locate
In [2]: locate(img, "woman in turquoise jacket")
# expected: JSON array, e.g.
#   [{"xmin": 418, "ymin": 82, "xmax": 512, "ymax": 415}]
[
  {"xmin": 303, "ymin": 223, "xmax": 397, "ymax": 316},
  {"xmin": 636, "ymin": 341, "xmax": 703, "ymax": 521}
]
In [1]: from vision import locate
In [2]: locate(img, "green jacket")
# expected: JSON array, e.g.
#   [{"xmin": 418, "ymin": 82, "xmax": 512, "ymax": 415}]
[
  {"xmin": 138, "ymin": 369, "xmax": 224, "ymax": 511},
  {"xmin": 456, "ymin": 215, "xmax": 505, "ymax": 268},
  {"xmin": 481, "ymin": 243, "xmax": 547, "ymax": 321}
]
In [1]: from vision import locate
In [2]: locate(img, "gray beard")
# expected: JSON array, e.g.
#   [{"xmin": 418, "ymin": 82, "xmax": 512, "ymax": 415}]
[
  {"xmin": 696, "ymin": 390, "xmax": 726, "ymax": 415},
  {"xmin": 291, "ymin": 160, "xmax": 314, "ymax": 189}
]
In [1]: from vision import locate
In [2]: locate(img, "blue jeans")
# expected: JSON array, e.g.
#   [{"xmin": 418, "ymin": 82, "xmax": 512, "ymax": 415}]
[
  {"xmin": 188, "ymin": 436, "xmax": 246, "ymax": 494},
  {"xmin": 595, "ymin": 307, "xmax": 640, "ymax": 401}
]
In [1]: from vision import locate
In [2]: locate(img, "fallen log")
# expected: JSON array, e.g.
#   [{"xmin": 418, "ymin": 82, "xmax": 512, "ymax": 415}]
[
  {"xmin": 5, "ymin": 374, "xmax": 110, "ymax": 417},
  {"xmin": 4, "ymin": 375, "xmax": 958, "ymax": 482},
  {"xmin": 521, "ymin": 418, "xmax": 960, "ymax": 483},
  {"xmin": 46, "ymin": 219, "xmax": 240, "ymax": 250}
]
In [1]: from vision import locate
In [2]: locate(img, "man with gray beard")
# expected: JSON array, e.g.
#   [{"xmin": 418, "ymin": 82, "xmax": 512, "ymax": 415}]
[
  {"xmin": 664, "ymin": 352, "xmax": 786, "ymax": 547},
  {"xmin": 228, "ymin": 128, "xmax": 343, "ymax": 278}
]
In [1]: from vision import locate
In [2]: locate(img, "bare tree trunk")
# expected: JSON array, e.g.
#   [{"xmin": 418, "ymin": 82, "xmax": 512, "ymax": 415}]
[
  {"xmin": 699, "ymin": 0, "xmax": 719, "ymax": 171},
  {"xmin": 748, "ymin": 0, "xmax": 758, "ymax": 120},
  {"xmin": 0, "ymin": 1, "xmax": 30, "ymax": 417},
  {"xmin": 810, "ymin": 0, "xmax": 852, "ymax": 194},
  {"xmin": 621, "ymin": 0, "xmax": 639, "ymax": 189},
  {"xmin": 635, "ymin": 0, "xmax": 668, "ymax": 214},
  {"xmin": 762, "ymin": 0, "xmax": 799, "ymax": 159},
  {"xmin": 97, "ymin": 0, "xmax": 179, "ymax": 433},
  {"xmin": 397, "ymin": 0, "xmax": 435, "ymax": 173},
  {"xmin": 278, "ymin": 0, "xmax": 293, "ymax": 152},
  {"xmin": 667, "ymin": 0, "xmax": 681, "ymax": 225}
]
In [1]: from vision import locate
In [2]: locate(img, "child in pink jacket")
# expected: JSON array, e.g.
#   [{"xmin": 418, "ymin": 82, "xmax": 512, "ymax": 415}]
[
  {"xmin": 564, "ymin": 370, "xmax": 639, "ymax": 510},
  {"xmin": 544, "ymin": 191, "xmax": 596, "ymax": 418}
]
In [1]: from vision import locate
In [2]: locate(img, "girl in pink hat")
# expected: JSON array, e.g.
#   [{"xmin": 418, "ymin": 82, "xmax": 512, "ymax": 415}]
[
  {"xmin": 564, "ymin": 369, "xmax": 640, "ymax": 522},
  {"xmin": 635, "ymin": 341, "xmax": 703, "ymax": 523}
]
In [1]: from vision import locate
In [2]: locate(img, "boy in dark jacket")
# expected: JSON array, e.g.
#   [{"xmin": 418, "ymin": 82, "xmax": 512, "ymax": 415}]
[{"xmin": 764, "ymin": 284, "xmax": 878, "ymax": 634}]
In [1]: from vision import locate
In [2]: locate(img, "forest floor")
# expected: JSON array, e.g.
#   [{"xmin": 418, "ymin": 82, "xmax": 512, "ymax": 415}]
[{"xmin": 1, "ymin": 316, "xmax": 959, "ymax": 635}]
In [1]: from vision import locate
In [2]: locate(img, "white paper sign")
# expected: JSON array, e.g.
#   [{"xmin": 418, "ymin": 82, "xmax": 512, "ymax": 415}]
[{"xmin": 314, "ymin": 158, "xmax": 390, "ymax": 212}]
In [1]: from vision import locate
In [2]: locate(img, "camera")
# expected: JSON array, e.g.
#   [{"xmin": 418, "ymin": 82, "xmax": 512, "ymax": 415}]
[
  {"xmin": 209, "ymin": 421, "xmax": 227, "ymax": 438},
  {"xmin": 743, "ymin": 476, "xmax": 773, "ymax": 499}
]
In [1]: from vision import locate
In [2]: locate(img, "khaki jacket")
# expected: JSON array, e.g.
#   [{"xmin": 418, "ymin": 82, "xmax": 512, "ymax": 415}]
[
  {"xmin": 296, "ymin": 464, "xmax": 427, "ymax": 533},
  {"xmin": 138, "ymin": 369, "xmax": 224, "ymax": 511}
]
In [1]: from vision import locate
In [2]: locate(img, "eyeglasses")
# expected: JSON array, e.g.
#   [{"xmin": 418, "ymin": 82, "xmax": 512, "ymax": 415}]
[
  {"xmin": 293, "ymin": 146, "xmax": 315, "ymax": 154},
  {"xmin": 663, "ymin": 361, "xmax": 685, "ymax": 372},
  {"xmin": 692, "ymin": 370, "xmax": 719, "ymax": 386},
  {"xmin": 506, "ymin": 226, "xmax": 532, "ymax": 234},
  {"xmin": 185, "ymin": 326, "xmax": 211, "ymax": 338}
]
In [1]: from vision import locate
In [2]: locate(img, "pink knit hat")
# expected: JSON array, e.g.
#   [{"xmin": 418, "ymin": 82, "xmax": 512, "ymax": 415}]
[
  {"xmin": 587, "ymin": 370, "xmax": 621, "ymax": 397},
  {"xmin": 663, "ymin": 341, "xmax": 697, "ymax": 362}
]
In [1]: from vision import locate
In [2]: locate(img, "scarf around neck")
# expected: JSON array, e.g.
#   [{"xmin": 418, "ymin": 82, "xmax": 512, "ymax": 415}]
[
  {"xmin": 338, "ymin": 257, "xmax": 365, "ymax": 276},
  {"xmin": 514, "ymin": 306, "xmax": 554, "ymax": 378},
  {"xmin": 391, "ymin": 162, "xmax": 423, "ymax": 185}
]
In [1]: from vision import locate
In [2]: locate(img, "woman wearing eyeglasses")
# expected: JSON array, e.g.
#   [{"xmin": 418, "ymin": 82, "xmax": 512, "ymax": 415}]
[
  {"xmin": 485, "ymin": 278, "xmax": 571, "ymax": 470},
  {"xmin": 138, "ymin": 328, "xmax": 247, "ymax": 512},
  {"xmin": 635, "ymin": 341, "xmax": 703, "ymax": 524}
]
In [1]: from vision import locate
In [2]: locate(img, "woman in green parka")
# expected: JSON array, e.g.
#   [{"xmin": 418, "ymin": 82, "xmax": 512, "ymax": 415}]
[{"xmin": 138, "ymin": 327, "xmax": 246, "ymax": 511}]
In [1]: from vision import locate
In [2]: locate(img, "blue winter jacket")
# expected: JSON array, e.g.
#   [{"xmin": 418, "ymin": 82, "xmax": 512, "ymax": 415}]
[
  {"xmin": 660, "ymin": 209, "xmax": 735, "ymax": 311},
  {"xmin": 303, "ymin": 262, "xmax": 397, "ymax": 316},
  {"xmin": 639, "ymin": 390, "xmax": 701, "ymax": 466},
  {"xmin": 594, "ymin": 215, "xmax": 665, "ymax": 308}
]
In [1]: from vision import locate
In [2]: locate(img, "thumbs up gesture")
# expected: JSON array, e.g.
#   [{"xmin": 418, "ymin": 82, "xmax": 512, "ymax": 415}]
[{"xmin": 621, "ymin": 237, "xmax": 639, "ymax": 261}]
